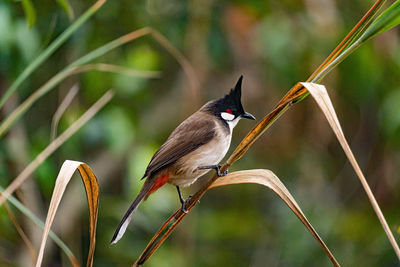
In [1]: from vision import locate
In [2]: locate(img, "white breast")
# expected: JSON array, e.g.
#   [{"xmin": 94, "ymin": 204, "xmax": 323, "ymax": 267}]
[{"xmin": 168, "ymin": 124, "xmax": 232, "ymax": 187}]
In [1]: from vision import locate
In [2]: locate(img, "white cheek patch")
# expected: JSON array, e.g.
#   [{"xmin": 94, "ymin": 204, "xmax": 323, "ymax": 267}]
[{"xmin": 221, "ymin": 112, "xmax": 235, "ymax": 121}]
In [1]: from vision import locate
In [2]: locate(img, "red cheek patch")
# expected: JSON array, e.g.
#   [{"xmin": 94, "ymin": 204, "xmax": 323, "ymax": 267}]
[{"xmin": 226, "ymin": 109, "xmax": 233, "ymax": 114}]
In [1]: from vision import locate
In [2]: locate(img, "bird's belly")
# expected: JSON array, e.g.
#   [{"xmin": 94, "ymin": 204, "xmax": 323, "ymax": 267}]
[{"xmin": 168, "ymin": 134, "xmax": 231, "ymax": 187}]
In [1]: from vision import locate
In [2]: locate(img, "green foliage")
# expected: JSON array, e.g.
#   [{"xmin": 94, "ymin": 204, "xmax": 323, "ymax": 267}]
[
  {"xmin": 21, "ymin": 0, "xmax": 36, "ymax": 28},
  {"xmin": 56, "ymin": 0, "xmax": 74, "ymax": 20},
  {"xmin": 0, "ymin": 0, "xmax": 105, "ymax": 109}
]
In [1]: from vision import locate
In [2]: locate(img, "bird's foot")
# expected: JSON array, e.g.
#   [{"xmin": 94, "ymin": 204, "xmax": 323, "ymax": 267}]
[
  {"xmin": 198, "ymin": 165, "xmax": 229, "ymax": 177},
  {"xmin": 180, "ymin": 199, "xmax": 189, "ymax": 214},
  {"xmin": 177, "ymin": 186, "xmax": 190, "ymax": 213}
]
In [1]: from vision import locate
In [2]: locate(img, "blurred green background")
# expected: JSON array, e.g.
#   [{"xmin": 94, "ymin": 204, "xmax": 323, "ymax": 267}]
[{"xmin": 1, "ymin": 0, "xmax": 400, "ymax": 266}]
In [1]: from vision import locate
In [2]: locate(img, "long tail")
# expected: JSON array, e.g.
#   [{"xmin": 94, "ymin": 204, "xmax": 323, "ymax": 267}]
[{"xmin": 110, "ymin": 179, "xmax": 154, "ymax": 244}]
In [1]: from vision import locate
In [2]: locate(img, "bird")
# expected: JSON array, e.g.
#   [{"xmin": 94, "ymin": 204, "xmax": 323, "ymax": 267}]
[{"xmin": 111, "ymin": 75, "xmax": 255, "ymax": 244}]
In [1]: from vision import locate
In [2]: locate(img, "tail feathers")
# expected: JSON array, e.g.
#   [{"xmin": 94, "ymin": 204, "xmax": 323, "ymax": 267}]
[{"xmin": 110, "ymin": 181, "xmax": 153, "ymax": 244}]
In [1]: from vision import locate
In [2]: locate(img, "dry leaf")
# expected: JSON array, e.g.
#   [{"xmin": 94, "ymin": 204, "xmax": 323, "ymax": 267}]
[
  {"xmin": 35, "ymin": 160, "xmax": 99, "ymax": 267},
  {"xmin": 210, "ymin": 169, "xmax": 339, "ymax": 267},
  {"xmin": 301, "ymin": 82, "xmax": 400, "ymax": 259}
]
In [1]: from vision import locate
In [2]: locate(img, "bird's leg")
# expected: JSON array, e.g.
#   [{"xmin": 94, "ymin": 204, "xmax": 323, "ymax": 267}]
[
  {"xmin": 198, "ymin": 165, "xmax": 229, "ymax": 177},
  {"xmin": 176, "ymin": 186, "xmax": 189, "ymax": 214}
]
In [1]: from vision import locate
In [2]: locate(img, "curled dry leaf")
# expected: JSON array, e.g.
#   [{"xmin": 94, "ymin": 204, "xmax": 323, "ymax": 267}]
[
  {"xmin": 209, "ymin": 169, "xmax": 340, "ymax": 267},
  {"xmin": 301, "ymin": 82, "xmax": 400, "ymax": 260},
  {"xmin": 35, "ymin": 160, "xmax": 99, "ymax": 267}
]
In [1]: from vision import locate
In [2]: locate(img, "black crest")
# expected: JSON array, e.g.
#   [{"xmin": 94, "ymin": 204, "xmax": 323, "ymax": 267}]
[
  {"xmin": 202, "ymin": 75, "xmax": 255, "ymax": 121},
  {"xmin": 204, "ymin": 76, "xmax": 244, "ymax": 115},
  {"xmin": 220, "ymin": 75, "xmax": 244, "ymax": 114}
]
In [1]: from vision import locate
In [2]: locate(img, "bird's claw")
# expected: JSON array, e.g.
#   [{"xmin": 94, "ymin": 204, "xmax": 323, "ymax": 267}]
[
  {"xmin": 181, "ymin": 202, "xmax": 188, "ymax": 214},
  {"xmin": 180, "ymin": 194, "xmax": 194, "ymax": 213},
  {"xmin": 219, "ymin": 168, "xmax": 229, "ymax": 177},
  {"xmin": 198, "ymin": 165, "xmax": 229, "ymax": 177}
]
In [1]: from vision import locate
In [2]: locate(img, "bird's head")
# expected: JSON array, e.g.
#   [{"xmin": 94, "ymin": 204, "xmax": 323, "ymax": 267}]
[{"xmin": 204, "ymin": 75, "xmax": 255, "ymax": 129}]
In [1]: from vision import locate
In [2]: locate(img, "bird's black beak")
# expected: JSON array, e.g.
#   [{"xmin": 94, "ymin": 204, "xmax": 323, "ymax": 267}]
[{"xmin": 241, "ymin": 112, "xmax": 256, "ymax": 120}]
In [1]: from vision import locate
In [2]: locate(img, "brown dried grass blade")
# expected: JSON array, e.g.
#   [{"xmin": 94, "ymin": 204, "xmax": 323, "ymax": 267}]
[
  {"xmin": 35, "ymin": 160, "xmax": 99, "ymax": 267},
  {"xmin": 4, "ymin": 203, "xmax": 37, "ymax": 264},
  {"xmin": 301, "ymin": 82, "xmax": 400, "ymax": 260},
  {"xmin": 210, "ymin": 169, "xmax": 340, "ymax": 266},
  {"xmin": 132, "ymin": 211, "xmax": 180, "ymax": 266},
  {"xmin": 50, "ymin": 83, "xmax": 80, "ymax": 140}
]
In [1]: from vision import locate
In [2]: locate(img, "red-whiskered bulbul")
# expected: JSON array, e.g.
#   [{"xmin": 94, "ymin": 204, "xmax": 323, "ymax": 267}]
[{"xmin": 111, "ymin": 76, "xmax": 255, "ymax": 244}]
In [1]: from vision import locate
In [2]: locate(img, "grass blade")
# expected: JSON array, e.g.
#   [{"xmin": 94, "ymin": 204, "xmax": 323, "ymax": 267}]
[
  {"xmin": 4, "ymin": 203, "xmax": 37, "ymax": 264},
  {"xmin": 360, "ymin": 0, "xmax": 400, "ymax": 41},
  {"xmin": 56, "ymin": 0, "xmax": 75, "ymax": 20},
  {"xmin": 301, "ymin": 82, "xmax": 400, "ymax": 260},
  {"xmin": 209, "ymin": 170, "xmax": 339, "ymax": 267},
  {"xmin": 0, "ymin": 185, "xmax": 79, "ymax": 266},
  {"xmin": 307, "ymin": 0, "xmax": 386, "ymax": 82},
  {"xmin": 35, "ymin": 160, "xmax": 99, "ymax": 267},
  {"xmin": 69, "ymin": 64, "xmax": 162, "ymax": 78},
  {"xmin": 0, "ymin": 0, "xmax": 106, "ymax": 109},
  {"xmin": 50, "ymin": 83, "xmax": 80, "ymax": 140},
  {"xmin": 0, "ymin": 90, "xmax": 114, "ymax": 207},
  {"xmin": 21, "ymin": 0, "xmax": 36, "ymax": 28}
]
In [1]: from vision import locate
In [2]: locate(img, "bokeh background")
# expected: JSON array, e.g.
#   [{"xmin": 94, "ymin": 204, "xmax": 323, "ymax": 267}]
[{"xmin": 1, "ymin": 0, "xmax": 400, "ymax": 266}]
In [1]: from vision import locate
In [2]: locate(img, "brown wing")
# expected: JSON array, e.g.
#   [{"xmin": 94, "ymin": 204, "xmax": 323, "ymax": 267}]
[{"xmin": 143, "ymin": 112, "xmax": 215, "ymax": 179}]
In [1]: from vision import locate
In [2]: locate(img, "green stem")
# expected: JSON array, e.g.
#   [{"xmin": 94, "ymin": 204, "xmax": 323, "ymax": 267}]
[
  {"xmin": 312, "ymin": 39, "xmax": 363, "ymax": 83},
  {"xmin": 293, "ymin": 39, "xmax": 363, "ymax": 104}
]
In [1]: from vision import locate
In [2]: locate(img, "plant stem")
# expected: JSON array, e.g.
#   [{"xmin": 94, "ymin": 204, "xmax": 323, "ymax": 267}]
[{"xmin": 312, "ymin": 40, "xmax": 363, "ymax": 83}]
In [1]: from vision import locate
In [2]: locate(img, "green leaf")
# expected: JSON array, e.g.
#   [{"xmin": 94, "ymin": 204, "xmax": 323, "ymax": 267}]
[
  {"xmin": 21, "ymin": 0, "xmax": 36, "ymax": 28},
  {"xmin": 56, "ymin": 0, "xmax": 75, "ymax": 20},
  {"xmin": 360, "ymin": 0, "xmax": 400, "ymax": 41},
  {"xmin": 0, "ymin": 0, "xmax": 106, "ymax": 110}
]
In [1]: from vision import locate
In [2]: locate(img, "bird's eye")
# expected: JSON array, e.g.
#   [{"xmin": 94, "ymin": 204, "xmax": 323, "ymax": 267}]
[{"xmin": 226, "ymin": 109, "xmax": 233, "ymax": 114}]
